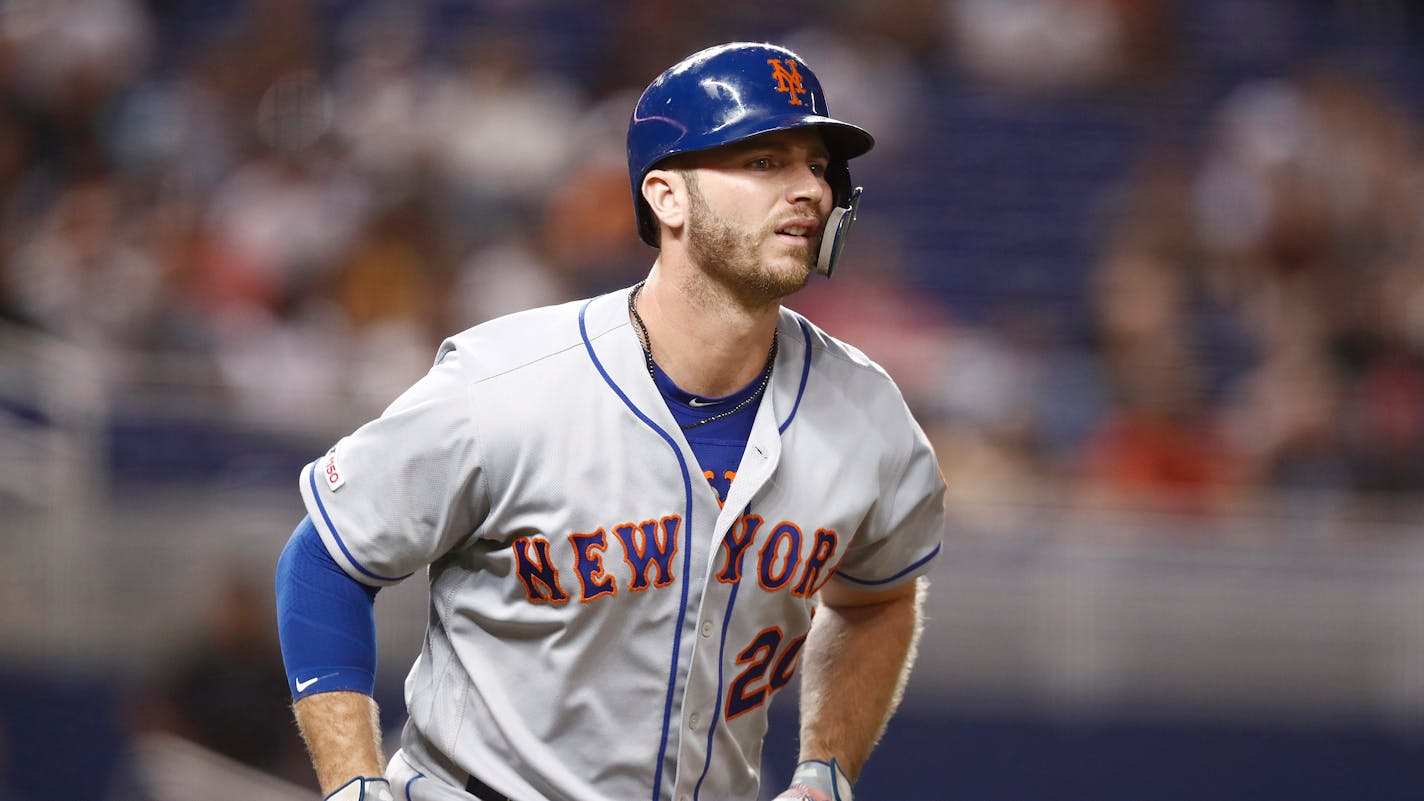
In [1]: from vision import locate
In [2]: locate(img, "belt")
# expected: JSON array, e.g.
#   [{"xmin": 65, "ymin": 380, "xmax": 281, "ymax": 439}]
[{"xmin": 465, "ymin": 773, "xmax": 514, "ymax": 801}]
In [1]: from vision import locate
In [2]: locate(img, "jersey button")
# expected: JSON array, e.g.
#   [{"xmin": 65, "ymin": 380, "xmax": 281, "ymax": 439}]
[
  {"xmin": 700, "ymin": 620, "xmax": 713, "ymax": 638},
  {"xmin": 688, "ymin": 713, "xmax": 701, "ymax": 730}
]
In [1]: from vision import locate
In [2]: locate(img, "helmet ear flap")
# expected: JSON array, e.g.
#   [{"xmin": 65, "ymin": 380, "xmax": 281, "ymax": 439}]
[
  {"xmin": 827, "ymin": 160, "xmax": 853, "ymax": 211},
  {"xmin": 817, "ymin": 186, "xmax": 863, "ymax": 278},
  {"xmin": 811, "ymin": 160, "xmax": 858, "ymax": 278}
]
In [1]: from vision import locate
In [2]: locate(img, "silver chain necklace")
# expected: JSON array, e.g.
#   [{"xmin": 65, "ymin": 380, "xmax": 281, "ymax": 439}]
[{"xmin": 628, "ymin": 281, "xmax": 777, "ymax": 431}]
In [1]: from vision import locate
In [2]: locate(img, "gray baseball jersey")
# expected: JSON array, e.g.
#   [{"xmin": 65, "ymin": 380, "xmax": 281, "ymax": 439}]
[{"xmin": 299, "ymin": 287, "xmax": 945, "ymax": 801}]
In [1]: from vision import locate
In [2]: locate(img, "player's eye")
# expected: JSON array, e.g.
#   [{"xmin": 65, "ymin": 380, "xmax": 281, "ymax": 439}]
[
  {"xmin": 748, "ymin": 157, "xmax": 773, "ymax": 170},
  {"xmin": 809, "ymin": 162, "xmax": 827, "ymax": 177}
]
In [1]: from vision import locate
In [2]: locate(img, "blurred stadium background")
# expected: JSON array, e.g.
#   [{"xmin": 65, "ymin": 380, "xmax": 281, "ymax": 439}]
[{"xmin": 2, "ymin": 0, "xmax": 1424, "ymax": 798}]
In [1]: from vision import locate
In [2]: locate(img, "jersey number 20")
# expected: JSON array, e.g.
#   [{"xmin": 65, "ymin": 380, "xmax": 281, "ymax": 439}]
[{"xmin": 726, "ymin": 626, "xmax": 808, "ymax": 720}]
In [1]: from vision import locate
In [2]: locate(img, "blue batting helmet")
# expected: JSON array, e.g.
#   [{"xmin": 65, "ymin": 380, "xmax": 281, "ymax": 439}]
[{"xmin": 627, "ymin": 42, "xmax": 874, "ymax": 275}]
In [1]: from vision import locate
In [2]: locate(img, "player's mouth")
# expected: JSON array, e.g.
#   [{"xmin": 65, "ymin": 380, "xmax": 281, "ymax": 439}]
[{"xmin": 774, "ymin": 218, "xmax": 820, "ymax": 246}]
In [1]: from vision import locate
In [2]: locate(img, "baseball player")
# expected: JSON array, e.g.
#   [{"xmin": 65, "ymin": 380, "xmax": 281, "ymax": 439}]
[{"xmin": 275, "ymin": 42, "xmax": 944, "ymax": 801}]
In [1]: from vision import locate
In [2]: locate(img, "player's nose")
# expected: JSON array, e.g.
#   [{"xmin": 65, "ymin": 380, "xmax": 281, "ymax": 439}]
[{"xmin": 785, "ymin": 163, "xmax": 827, "ymax": 207}]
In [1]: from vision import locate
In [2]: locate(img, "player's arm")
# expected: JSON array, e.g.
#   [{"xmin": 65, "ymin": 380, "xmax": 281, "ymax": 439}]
[
  {"xmin": 776, "ymin": 575, "xmax": 927, "ymax": 800},
  {"xmin": 292, "ymin": 691, "xmax": 387, "ymax": 796},
  {"xmin": 276, "ymin": 516, "xmax": 392, "ymax": 799}
]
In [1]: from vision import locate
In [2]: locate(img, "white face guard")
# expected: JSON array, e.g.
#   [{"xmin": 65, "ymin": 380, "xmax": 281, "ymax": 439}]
[{"xmin": 815, "ymin": 186, "xmax": 864, "ymax": 278}]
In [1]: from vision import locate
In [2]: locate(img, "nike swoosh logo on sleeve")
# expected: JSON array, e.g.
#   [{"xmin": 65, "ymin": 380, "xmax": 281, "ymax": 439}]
[{"xmin": 295, "ymin": 672, "xmax": 338, "ymax": 692}]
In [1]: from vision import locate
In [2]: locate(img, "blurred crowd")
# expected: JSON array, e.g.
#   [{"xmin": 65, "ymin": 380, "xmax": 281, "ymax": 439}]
[{"xmin": 2, "ymin": 0, "xmax": 1424, "ymax": 522}]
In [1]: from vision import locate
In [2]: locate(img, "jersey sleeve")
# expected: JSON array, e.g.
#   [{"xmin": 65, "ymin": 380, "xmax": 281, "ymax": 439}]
[
  {"xmin": 833, "ymin": 412, "xmax": 945, "ymax": 590},
  {"xmin": 299, "ymin": 346, "xmax": 487, "ymax": 586}
]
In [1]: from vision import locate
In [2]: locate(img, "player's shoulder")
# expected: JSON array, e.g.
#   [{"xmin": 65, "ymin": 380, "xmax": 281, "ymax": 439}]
[
  {"xmin": 779, "ymin": 306, "xmax": 896, "ymax": 387},
  {"xmin": 436, "ymin": 297, "xmax": 593, "ymax": 381},
  {"xmin": 778, "ymin": 307, "xmax": 935, "ymax": 468},
  {"xmin": 777, "ymin": 305, "xmax": 927, "ymax": 437}
]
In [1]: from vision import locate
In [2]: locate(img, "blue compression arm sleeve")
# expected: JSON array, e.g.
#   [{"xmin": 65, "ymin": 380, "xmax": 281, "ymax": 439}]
[{"xmin": 275, "ymin": 515, "xmax": 380, "ymax": 699}]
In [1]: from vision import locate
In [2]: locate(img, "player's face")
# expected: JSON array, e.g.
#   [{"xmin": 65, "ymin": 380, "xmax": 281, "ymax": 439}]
[{"xmin": 682, "ymin": 129, "xmax": 834, "ymax": 302}]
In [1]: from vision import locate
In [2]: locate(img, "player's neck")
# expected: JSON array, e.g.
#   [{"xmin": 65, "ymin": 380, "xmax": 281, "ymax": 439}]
[{"xmin": 636, "ymin": 264, "xmax": 779, "ymax": 398}]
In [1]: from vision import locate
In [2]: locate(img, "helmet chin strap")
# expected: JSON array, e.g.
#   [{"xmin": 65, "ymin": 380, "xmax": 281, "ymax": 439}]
[{"xmin": 816, "ymin": 186, "xmax": 863, "ymax": 278}]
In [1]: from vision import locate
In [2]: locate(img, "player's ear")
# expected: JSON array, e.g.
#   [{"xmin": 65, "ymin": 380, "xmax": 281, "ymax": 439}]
[{"xmin": 642, "ymin": 169, "xmax": 688, "ymax": 234}]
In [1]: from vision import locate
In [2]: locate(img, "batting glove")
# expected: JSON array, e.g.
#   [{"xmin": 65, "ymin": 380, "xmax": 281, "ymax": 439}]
[
  {"xmin": 772, "ymin": 758, "xmax": 854, "ymax": 801},
  {"xmin": 324, "ymin": 776, "xmax": 393, "ymax": 801}
]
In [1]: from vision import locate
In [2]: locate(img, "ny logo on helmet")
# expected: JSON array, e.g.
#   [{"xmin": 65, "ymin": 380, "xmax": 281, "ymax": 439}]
[{"xmin": 767, "ymin": 58, "xmax": 805, "ymax": 106}]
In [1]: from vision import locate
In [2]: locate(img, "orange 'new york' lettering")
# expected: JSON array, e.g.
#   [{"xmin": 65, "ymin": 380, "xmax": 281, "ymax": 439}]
[
  {"xmin": 793, "ymin": 528, "xmax": 839, "ymax": 597},
  {"xmin": 569, "ymin": 528, "xmax": 617, "ymax": 602},
  {"xmin": 513, "ymin": 536, "xmax": 569, "ymax": 604},
  {"xmin": 717, "ymin": 514, "xmax": 763, "ymax": 584},
  {"xmin": 615, "ymin": 516, "xmax": 680, "ymax": 590}
]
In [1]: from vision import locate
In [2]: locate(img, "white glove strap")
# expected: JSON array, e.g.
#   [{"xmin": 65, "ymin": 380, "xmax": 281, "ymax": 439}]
[
  {"xmin": 324, "ymin": 777, "xmax": 393, "ymax": 801},
  {"xmin": 789, "ymin": 758, "xmax": 855, "ymax": 801}
]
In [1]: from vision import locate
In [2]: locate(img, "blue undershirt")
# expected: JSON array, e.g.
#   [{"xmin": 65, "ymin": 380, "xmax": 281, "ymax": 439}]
[{"xmin": 649, "ymin": 359, "xmax": 762, "ymax": 505}]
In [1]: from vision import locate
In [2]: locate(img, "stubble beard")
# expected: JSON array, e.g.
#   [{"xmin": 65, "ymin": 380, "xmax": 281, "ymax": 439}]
[{"xmin": 683, "ymin": 176, "xmax": 818, "ymax": 307}]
